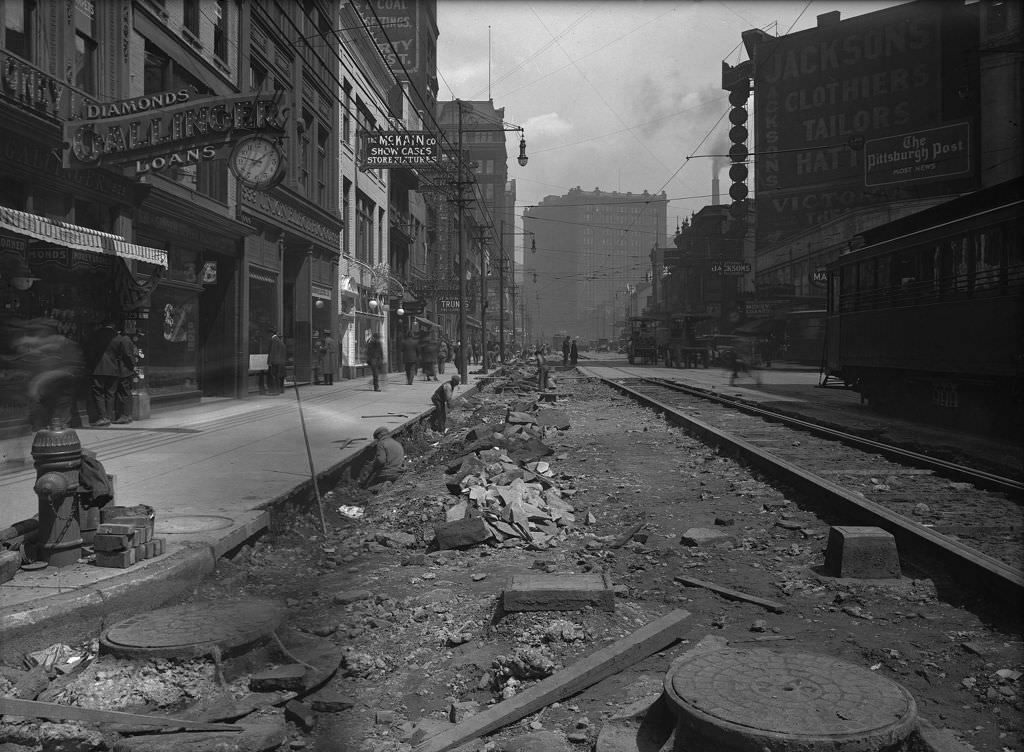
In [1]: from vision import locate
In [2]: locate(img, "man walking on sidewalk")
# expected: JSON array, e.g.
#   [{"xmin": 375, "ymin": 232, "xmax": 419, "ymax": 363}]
[
  {"xmin": 402, "ymin": 332, "xmax": 419, "ymax": 385},
  {"xmin": 430, "ymin": 374, "xmax": 460, "ymax": 433},
  {"xmin": 366, "ymin": 332, "xmax": 384, "ymax": 391}
]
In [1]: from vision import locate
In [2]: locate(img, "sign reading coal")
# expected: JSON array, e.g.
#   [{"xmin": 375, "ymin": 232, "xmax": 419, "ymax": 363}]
[{"xmin": 361, "ymin": 131, "xmax": 440, "ymax": 169}]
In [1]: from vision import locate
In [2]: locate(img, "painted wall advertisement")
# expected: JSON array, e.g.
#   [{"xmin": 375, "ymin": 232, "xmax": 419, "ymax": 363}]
[{"xmin": 751, "ymin": 3, "xmax": 979, "ymax": 246}]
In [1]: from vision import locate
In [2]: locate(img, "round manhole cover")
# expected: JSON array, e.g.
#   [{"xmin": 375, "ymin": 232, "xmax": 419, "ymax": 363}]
[
  {"xmin": 157, "ymin": 515, "xmax": 235, "ymax": 534},
  {"xmin": 665, "ymin": 648, "xmax": 917, "ymax": 752},
  {"xmin": 101, "ymin": 598, "xmax": 285, "ymax": 658}
]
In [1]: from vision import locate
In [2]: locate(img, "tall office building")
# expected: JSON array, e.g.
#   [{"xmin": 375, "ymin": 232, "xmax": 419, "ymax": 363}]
[{"xmin": 523, "ymin": 188, "xmax": 667, "ymax": 344}]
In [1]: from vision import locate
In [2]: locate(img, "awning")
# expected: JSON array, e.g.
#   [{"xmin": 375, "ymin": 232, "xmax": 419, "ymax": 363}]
[
  {"xmin": 733, "ymin": 318, "xmax": 775, "ymax": 335},
  {"xmin": 0, "ymin": 205, "xmax": 168, "ymax": 268},
  {"xmin": 415, "ymin": 316, "xmax": 440, "ymax": 328}
]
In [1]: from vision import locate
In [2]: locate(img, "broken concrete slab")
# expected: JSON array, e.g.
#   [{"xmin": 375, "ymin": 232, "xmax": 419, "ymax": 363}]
[
  {"xmin": 434, "ymin": 517, "xmax": 492, "ymax": 549},
  {"xmin": 506, "ymin": 411, "xmax": 537, "ymax": 425},
  {"xmin": 679, "ymin": 528, "xmax": 735, "ymax": 547},
  {"xmin": 535, "ymin": 409, "xmax": 570, "ymax": 429},
  {"xmin": 110, "ymin": 718, "xmax": 287, "ymax": 752},
  {"xmin": 503, "ymin": 573, "xmax": 615, "ymax": 612},
  {"xmin": 250, "ymin": 664, "xmax": 307, "ymax": 692}
]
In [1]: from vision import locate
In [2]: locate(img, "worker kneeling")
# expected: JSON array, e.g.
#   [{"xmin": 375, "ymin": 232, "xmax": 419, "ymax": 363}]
[{"xmin": 359, "ymin": 427, "xmax": 406, "ymax": 489}]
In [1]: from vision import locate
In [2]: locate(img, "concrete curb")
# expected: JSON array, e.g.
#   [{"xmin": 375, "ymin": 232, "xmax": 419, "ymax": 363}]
[{"xmin": 0, "ymin": 372, "xmax": 499, "ymax": 659}]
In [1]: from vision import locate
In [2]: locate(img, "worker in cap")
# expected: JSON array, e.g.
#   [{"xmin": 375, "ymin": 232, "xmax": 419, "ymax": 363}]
[
  {"xmin": 429, "ymin": 374, "xmax": 461, "ymax": 433},
  {"xmin": 359, "ymin": 426, "xmax": 406, "ymax": 489}
]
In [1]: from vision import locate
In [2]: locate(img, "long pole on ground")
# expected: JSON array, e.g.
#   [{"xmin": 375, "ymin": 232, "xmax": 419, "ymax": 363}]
[{"xmin": 293, "ymin": 382, "xmax": 328, "ymax": 535}]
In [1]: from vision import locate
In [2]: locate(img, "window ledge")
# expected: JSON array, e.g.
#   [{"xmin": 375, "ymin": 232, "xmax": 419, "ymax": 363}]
[
  {"xmin": 182, "ymin": 26, "xmax": 203, "ymax": 50},
  {"xmin": 141, "ymin": 0, "xmax": 169, "ymax": 22},
  {"xmin": 213, "ymin": 55, "xmax": 231, "ymax": 75}
]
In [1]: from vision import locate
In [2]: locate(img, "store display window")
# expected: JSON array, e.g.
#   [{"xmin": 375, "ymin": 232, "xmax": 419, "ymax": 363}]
[{"xmin": 146, "ymin": 285, "xmax": 198, "ymax": 396}]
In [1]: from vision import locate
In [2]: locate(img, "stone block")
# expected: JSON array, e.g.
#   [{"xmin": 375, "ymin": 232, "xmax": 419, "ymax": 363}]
[
  {"xmin": 0, "ymin": 549, "xmax": 21, "ymax": 584},
  {"xmin": 824, "ymin": 526, "xmax": 900, "ymax": 579},
  {"xmin": 93, "ymin": 533, "xmax": 132, "ymax": 552},
  {"xmin": 250, "ymin": 664, "xmax": 308, "ymax": 692},
  {"xmin": 284, "ymin": 699, "xmax": 316, "ymax": 729},
  {"xmin": 679, "ymin": 528, "xmax": 735, "ymax": 547},
  {"xmin": 535, "ymin": 409, "xmax": 570, "ymax": 429},
  {"xmin": 434, "ymin": 517, "xmax": 492, "ymax": 550},
  {"xmin": 95, "ymin": 548, "xmax": 136, "ymax": 568},
  {"xmin": 503, "ymin": 572, "xmax": 615, "ymax": 612}
]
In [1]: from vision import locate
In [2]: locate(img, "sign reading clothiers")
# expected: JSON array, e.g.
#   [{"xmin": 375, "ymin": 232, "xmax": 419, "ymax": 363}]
[
  {"xmin": 360, "ymin": 131, "xmax": 440, "ymax": 170},
  {"xmin": 62, "ymin": 92, "xmax": 285, "ymax": 174}
]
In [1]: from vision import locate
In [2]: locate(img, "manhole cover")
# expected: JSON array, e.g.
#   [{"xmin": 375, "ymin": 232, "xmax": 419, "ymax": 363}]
[
  {"xmin": 157, "ymin": 515, "xmax": 235, "ymax": 534},
  {"xmin": 665, "ymin": 648, "xmax": 917, "ymax": 752},
  {"xmin": 101, "ymin": 598, "xmax": 285, "ymax": 658}
]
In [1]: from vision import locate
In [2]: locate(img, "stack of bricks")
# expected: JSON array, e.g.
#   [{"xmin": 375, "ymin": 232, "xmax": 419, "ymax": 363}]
[{"xmin": 92, "ymin": 507, "xmax": 164, "ymax": 569}]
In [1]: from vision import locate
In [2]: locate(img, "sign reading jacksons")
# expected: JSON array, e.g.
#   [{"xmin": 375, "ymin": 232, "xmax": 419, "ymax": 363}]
[
  {"xmin": 750, "ymin": 3, "xmax": 978, "ymax": 245},
  {"xmin": 62, "ymin": 92, "xmax": 284, "ymax": 173},
  {"xmin": 360, "ymin": 131, "xmax": 440, "ymax": 169}
]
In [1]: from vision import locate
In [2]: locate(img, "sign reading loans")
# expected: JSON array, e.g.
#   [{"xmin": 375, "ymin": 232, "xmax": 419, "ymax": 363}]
[
  {"xmin": 62, "ymin": 92, "xmax": 285, "ymax": 173},
  {"xmin": 360, "ymin": 131, "xmax": 440, "ymax": 169}
]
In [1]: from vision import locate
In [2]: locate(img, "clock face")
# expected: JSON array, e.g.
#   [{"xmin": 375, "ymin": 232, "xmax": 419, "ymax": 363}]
[{"xmin": 230, "ymin": 136, "xmax": 284, "ymax": 189}]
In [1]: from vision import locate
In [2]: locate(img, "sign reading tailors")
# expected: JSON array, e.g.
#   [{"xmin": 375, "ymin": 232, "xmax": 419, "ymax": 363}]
[
  {"xmin": 360, "ymin": 131, "xmax": 440, "ymax": 170},
  {"xmin": 63, "ymin": 92, "xmax": 285, "ymax": 172},
  {"xmin": 865, "ymin": 123, "xmax": 970, "ymax": 186}
]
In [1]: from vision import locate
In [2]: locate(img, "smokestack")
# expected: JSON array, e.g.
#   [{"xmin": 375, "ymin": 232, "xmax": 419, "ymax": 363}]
[{"xmin": 711, "ymin": 174, "xmax": 720, "ymax": 206}]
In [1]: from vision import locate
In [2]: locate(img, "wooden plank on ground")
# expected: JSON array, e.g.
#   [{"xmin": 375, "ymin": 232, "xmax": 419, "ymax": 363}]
[
  {"xmin": 413, "ymin": 608, "xmax": 691, "ymax": 752},
  {"xmin": 674, "ymin": 575, "xmax": 786, "ymax": 613},
  {"xmin": 0, "ymin": 697, "xmax": 242, "ymax": 732}
]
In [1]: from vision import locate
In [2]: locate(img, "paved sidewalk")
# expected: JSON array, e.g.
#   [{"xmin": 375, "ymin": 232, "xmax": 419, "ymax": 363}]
[{"xmin": 0, "ymin": 368, "xmax": 488, "ymax": 658}]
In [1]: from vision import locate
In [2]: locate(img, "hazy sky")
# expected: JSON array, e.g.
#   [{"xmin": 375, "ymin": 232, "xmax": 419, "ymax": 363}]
[{"xmin": 436, "ymin": 0, "xmax": 906, "ymax": 246}]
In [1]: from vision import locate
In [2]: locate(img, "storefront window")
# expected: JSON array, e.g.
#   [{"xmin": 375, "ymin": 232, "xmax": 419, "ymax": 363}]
[
  {"xmin": 147, "ymin": 285, "xmax": 198, "ymax": 396},
  {"xmin": 249, "ymin": 273, "xmax": 276, "ymax": 354}
]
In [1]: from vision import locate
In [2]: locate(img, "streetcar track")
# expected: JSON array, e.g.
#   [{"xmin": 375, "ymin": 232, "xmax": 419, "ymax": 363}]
[{"xmin": 592, "ymin": 369, "xmax": 1023, "ymax": 602}]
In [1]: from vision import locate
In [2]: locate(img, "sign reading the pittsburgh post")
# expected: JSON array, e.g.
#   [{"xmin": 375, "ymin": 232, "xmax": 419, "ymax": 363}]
[
  {"xmin": 864, "ymin": 122, "xmax": 971, "ymax": 186},
  {"xmin": 360, "ymin": 131, "xmax": 440, "ymax": 169}
]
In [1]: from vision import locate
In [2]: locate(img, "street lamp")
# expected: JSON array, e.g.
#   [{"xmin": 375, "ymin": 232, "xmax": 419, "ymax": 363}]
[
  {"xmin": 452, "ymin": 99, "xmax": 529, "ymax": 382},
  {"xmin": 498, "ymin": 220, "xmax": 535, "ymax": 363}
]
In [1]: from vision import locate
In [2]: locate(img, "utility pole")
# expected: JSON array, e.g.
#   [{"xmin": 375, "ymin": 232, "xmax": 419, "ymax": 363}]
[
  {"xmin": 479, "ymin": 230, "xmax": 488, "ymax": 371},
  {"xmin": 499, "ymin": 219, "xmax": 506, "ymax": 364},
  {"xmin": 456, "ymin": 101, "xmax": 468, "ymax": 383}
]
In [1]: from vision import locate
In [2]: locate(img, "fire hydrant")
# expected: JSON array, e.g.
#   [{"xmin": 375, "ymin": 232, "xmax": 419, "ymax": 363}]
[{"xmin": 31, "ymin": 426, "xmax": 83, "ymax": 567}]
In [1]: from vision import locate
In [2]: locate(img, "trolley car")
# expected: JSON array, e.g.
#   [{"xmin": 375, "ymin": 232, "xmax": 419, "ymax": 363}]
[{"xmin": 825, "ymin": 178, "xmax": 1023, "ymax": 437}]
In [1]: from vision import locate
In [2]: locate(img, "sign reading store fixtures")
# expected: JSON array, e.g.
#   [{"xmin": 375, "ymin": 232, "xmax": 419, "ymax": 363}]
[
  {"xmin": 62, "ymin": 91, "xmax": 286, "ymax": 178},
  {"xmin": 359, "ymin": 131, "xmax": 440, "ymax": 170}
]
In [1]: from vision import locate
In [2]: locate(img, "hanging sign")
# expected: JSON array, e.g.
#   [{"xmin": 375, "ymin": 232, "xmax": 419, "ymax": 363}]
[
  {"xmin": 62, "ymin": 92, "xmax": 286, "ymax": 170},
  {"xmin": 359, "ymin": 131, "xmax": 440, "ymax": 169}
]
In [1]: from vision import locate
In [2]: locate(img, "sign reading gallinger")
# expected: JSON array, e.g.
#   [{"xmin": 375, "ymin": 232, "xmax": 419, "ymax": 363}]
[{"xmin": 360, "ymin": 131, "xmax": 440, "ymax": 170}]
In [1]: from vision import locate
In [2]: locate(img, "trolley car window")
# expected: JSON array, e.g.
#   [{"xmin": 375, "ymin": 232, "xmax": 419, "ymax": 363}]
[{"xmin": 974, "ymin": 228, "xmax": 1003, "ymax": 290}]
